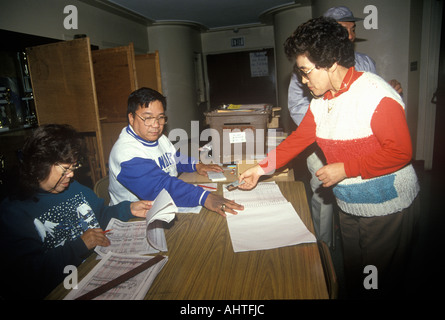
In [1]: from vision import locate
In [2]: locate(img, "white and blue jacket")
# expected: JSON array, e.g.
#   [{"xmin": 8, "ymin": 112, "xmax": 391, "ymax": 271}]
[{"xmin": 108, "ymin": 126, "xmax": 208, "ymax": 207}]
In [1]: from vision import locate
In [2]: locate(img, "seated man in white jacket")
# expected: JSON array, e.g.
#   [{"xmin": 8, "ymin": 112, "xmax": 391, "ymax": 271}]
[{"xmin": 108, "ymin": 87, "xmax": 243, "ymax": 217}]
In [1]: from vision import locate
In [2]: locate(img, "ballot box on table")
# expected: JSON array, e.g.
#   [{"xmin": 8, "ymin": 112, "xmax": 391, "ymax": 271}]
[{"xmin": 205, "ymin": 104, "xmax": 271, "ymax": 164}]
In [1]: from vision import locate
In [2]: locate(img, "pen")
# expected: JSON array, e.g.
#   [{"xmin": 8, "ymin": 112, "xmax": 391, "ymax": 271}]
[
  {"xmin": 197, "ymin": 184, "xmax": 217, "ymax": 190},
  {"xmin": 102, "ymin": 229, "xmax": 112, "ymax": 234},
  {"xmin": 226, "ymin": 180, "xmax": 245, "ymax": 191}
]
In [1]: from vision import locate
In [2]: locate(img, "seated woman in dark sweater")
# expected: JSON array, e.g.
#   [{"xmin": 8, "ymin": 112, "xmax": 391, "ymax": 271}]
[{"xmin": 0, "ymin": 124, "xmax": 152, "ymax": 299}]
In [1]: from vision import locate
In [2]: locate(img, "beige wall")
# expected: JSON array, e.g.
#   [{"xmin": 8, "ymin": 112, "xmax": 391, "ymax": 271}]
[
  {"xmin": 0, "ymin": 0, "xmax": 429, "ymax": 161},
  {"xmin": 0, "ymin": 0, "xmax": 149, "ymax": 53},
  {"xmin": 201, "ymin": 25, "xmax": 275, "ymax": 54},
  {"xmin": 269, "ymin": 4, "xmax": 313, "ymax": 132},
  {"xmin": 147, "ymin": 22, "xmax": 203, "ymax": 137}
]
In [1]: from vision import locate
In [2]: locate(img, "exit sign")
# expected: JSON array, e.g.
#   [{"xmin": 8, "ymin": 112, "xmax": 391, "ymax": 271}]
[{"xmin": 231, "ymin": 37, "xmax": 245, "ymax": 48}]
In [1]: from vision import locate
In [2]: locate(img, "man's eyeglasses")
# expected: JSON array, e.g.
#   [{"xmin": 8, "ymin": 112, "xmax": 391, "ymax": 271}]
[
  {"xmin": 135, "ymin": 113, "xmax": 168, "ymax": 126},
  {"xmin": 295, "ymin": 65, "xmax": 316, "ymax": 80},
  {"xmin": 56, "ymin": 162, "xmax": 82, "ymax": 177}
]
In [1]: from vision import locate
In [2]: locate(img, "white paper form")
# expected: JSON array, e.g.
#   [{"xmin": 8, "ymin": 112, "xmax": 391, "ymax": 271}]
[
  {"xmin": 64, "ymin": 252, "xmax": 168, "ymax": 300},
  {"xmin": 95, "ymin": 189, "xmax": 177, "ymax": 256},
  {"xmin": 224, "ymin": 182, "xmax": 316, "ymax": 252},
  {"xmin": 145, "ymin": 189, "xmax": 177, "ymax": 251},
  {"xmin": 224, "ymin": 181, "xmax": 288, "ymax": 207},
  {"xmin": 95, "ymin": 218, "xmax": 156, "ymax": 256}
]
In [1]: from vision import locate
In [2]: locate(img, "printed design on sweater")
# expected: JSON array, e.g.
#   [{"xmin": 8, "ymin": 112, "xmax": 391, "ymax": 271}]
[
  {"xmin": 309, "ymin": 71, "xmax": 418, "ymax": 216},
  {"xmin": 33, "ymin": 193, "xmax": 100, "ymax": 250},
  {"xmin": 333, "ymin": 174, "xmax": 397, "ymax": 204},
  {"xmin": 316, "ymin": 135, "xmax": 380, "ymax": 165}
]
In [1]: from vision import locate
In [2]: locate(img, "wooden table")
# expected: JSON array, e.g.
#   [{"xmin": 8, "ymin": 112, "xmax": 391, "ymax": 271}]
[
  {"xmin": 179, "ymin": 165, "xmax": 294, "ymax": 183},
  {"xmin": 46, "ymin": 181, "xmax": 328, "ymax": 300}
]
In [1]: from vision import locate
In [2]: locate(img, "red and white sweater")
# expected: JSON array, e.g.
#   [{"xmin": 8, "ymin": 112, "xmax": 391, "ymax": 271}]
[{"xmin": 261, "ymin": 68, "xmax": 419, "ymax": 217}]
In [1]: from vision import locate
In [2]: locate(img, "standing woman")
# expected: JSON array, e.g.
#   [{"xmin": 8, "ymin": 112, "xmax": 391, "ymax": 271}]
[
  {"xmin": 239, "ymin": 17, "xmax": 420, "ymax": 299},
  {"xmin": 0, "ymin": 124, "xmax": 152, "ymax": 299}
]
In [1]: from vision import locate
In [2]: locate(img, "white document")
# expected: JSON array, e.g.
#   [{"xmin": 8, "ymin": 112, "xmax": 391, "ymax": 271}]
[
  {"xmin": 64, "ymin": 252, "xmax": 168, "ymax": 300},
  {"xmin": 95, "ymin": 189, "xmax": 177, "ymax": 256},
  {"xmin": 176, "ymin": 206, "xmax": 202, "ymax": 214},
  {"xmin": 95, "ymin": 218, "xmax": 157, "ymax": 256},
  {"xmin": 224, "ymin": 182, "xmax": 316, "ymax": 252},
  {"xmin": 207, "ymin": 171, "xmax": 227, "ymax": 181}
]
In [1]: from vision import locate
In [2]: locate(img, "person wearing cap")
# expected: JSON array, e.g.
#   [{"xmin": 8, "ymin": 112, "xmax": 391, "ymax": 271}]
[
  {"xmin": 287, "ymin": 6, "xmax": 402, "ymax": 248},
  {"xmin": 324, "ymin": 6, "xmax": 403, "ymax": 93}
]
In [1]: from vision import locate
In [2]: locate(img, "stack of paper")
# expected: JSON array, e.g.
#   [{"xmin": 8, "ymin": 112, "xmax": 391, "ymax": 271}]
[
  {"xmin": 207, "ymin": 171, "xmax": 227, "ymax": 181},
  {"xmin": 64, "ymin": 252, "xmax": 168, "ymax": 300},
  {"xmin": 223, "ymin": 182, "xmax": 316, "ymax": 252},
  {"xmin": 95, "ymin": 189, "xmax": 177, "ymax": 257}
]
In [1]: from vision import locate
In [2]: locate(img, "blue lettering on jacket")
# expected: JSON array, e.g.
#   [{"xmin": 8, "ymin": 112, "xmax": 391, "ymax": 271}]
[{"xmin": 158, "ymin": 152, "xmax": 174, "ymax": 170}]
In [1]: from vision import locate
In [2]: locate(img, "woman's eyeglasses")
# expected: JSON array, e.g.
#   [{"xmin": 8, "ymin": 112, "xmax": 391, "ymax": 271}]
[
  {"xmin": 56, "ymin": 162, "xmax": 82, "ymax": 177},
  {"xmin": 295, "ymin": 65, "xmax": 316, "ymax": 80},
  {"xmin": 47, "ymin": 162, "xmax": 82, "ymax": 192}
]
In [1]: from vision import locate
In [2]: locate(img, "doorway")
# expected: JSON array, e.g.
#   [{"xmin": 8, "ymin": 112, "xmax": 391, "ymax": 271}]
[
  {"xmin": 206, "ymin": 48, "xmax": 277, "ymax": 109},
  {"xmin": 432, "ymin": 3, "xmax": 445, "ymax": 176}
]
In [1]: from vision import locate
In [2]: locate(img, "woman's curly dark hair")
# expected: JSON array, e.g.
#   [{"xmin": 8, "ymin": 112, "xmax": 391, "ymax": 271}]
[
  {"xmin": 284, "ymin": 16, "xmax": 355, "ymax": 69},
  {"xmin": 19, "ymin": 124, "xmax": 84, "ymax": 198}
]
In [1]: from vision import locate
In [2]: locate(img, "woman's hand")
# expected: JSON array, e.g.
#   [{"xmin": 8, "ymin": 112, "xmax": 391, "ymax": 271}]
[
  {"xmin": 130, "ymin": 200, "xmax": 153, "ymax": 218},
  {"xmin": 316, "ymin": 163, "xmax": 346, "ymax": 187},
  {"xmin": 81, "ymin": 228, "xmax": 110, "ymax": 250},
  {"xmin": 238, "ymin": 164, "xmax": 265, "ymax": 190}
]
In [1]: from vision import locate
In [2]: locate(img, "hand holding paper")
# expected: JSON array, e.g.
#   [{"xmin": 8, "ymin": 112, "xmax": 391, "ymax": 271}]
[{"xmin": 95, "ymin": 189, "xmax": 177, "ymax": 256}]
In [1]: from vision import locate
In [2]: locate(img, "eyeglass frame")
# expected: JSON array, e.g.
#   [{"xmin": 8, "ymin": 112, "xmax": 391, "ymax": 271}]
[
  {"xmin": 134, "ymin": 112, "xmax": 168, "ymax": 126},
  {"xmin": 56, "ymin": 162, "xmax": 82, "ymax": 177},
  {"xmin": 48, "ymin": 162, "xmax": 82, "ymax": 191},
  {"xmin": 295, "ymin": 65, "xmax": 317, "ymax": 80}
]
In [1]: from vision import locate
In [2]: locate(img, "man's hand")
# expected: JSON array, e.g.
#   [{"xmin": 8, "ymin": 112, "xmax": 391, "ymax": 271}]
[
  {"xmin": 388, "ymin": 79, "xmax": 403, "ymax": 95},
  {"xmin": 204, "ymin": 193, "xmax": 244, "ymax": 218},
  {"xmin": 196, "ymin": 162, "xmax": 223, "ymax": 176}
]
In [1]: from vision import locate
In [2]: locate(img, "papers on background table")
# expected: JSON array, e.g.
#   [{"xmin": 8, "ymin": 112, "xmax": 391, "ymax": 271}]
[
  {"xmin": 95, "ymin": 189, "xmax": 177, "ymax": 257},
  {"xmin": 223, "ymin": 182, "xmax": 316, "ymax": 252},
  {"xmin": 64, "ymin": 252, "xmax": 168, "ymax": 300},
  {"xmin": 207, "ymin": 171, "xmax": 227, "ymax": 181}
]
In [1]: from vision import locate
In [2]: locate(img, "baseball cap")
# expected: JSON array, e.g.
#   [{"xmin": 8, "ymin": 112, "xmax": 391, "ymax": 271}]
[{"xmin": 323, "ymin": 6, "xmax": 364, "ymax": 22}]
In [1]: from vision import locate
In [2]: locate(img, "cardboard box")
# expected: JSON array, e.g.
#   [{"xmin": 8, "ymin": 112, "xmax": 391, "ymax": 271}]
[{"xmin": 205, "ymin": 105, "xmax": 271, "ymax": 164}]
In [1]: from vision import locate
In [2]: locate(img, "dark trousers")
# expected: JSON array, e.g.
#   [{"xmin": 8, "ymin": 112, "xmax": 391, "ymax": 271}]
[{"xmin": 338, "ymin": 196, "xmax": 420, "ymax": 299}]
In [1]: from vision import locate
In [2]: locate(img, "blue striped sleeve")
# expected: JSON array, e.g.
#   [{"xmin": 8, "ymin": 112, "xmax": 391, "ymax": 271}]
[{"xmin": 117, "ymin": 157, "xmax": 209, "ymax": 207}]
